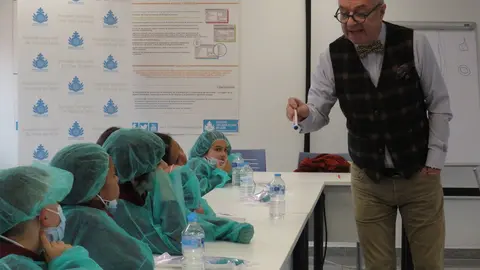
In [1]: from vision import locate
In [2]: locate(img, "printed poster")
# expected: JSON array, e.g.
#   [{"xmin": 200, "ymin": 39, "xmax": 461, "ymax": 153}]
[{"xmin": 132, "ymin": 0, "xmax": 240, "ymax": 134}]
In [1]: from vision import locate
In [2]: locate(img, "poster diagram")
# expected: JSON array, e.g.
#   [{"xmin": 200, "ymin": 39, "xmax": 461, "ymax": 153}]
[
  {"xmin": 205, "ymin": 9, "xmax": 229, "ymax": 24},
  {"xmin": 214, "ymin": 25, "xmax": 236, "ymax": 42},
  {"xmin": 194, "ymin": 17, "xmax": 234, "ymax": 60},
  {"xmin": 195, "ymin": 43, "xmax": 228, "ymax": 59}
]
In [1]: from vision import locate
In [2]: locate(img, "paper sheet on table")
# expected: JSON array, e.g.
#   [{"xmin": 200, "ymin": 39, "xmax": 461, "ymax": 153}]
[{"xmin": 154, "ymin": 253, "xmax": 252, "ymax": 269}]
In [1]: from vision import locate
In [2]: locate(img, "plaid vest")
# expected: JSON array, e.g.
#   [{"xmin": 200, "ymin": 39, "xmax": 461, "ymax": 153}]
[{"xmin": 329, "ymin": 22, "xmax": 429, "ymax": 179}]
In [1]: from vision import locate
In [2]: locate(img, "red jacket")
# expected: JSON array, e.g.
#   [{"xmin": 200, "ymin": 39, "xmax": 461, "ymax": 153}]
[{"xmin": 295, "ymin": 154, "xmax": 350, "ymax": 173}]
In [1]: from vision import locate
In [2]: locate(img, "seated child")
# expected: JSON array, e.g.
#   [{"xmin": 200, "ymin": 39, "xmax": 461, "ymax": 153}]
[
  {"xmin": 102, "ymin": 128, "xmax": 188, "ymax": 255},
  {"xmin": 96, "ymin": 126, "xmax": 120, "ymax": 146},
  {"xmin": 0, "ymin": 164, "xmax": 102, "ymax": 269},
  {"xmin": 154, "ymin": 132, "xmax": 187, "ymax": 167},
  {"xmin": 155, "ymin": 133, "xmax": 255, "ymax": 244},
  {"xmin": 187, "ymin": 131, "xmax": 232, "ymax": 195},
  {"xmin": 153, "ymin": 132, "xmax": 211, "ymax": 215},
  {"xmin": 97, "ymin": 128, "xmax": 255, "ymax": 245},
  {"xmin": 97, "ymin": 127, "xmax": 199, "ymax": 212},
  {"xmin": 50, "ymin": 143, "xmax": 154, "ymax": 270}
]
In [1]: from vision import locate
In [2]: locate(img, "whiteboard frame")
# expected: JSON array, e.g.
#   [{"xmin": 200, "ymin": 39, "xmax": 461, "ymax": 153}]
[
  {"xmin": 12, "ymin": 0, "xmax": 17, "ymax": 75},
  {"xmin": 391, "ymin": 21, "xmax": 476, "ymax": 31}
]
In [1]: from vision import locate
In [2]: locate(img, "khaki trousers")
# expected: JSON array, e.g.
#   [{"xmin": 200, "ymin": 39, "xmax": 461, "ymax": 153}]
[{"xmin": 350, "ymin": 163, "xmax": 445, "ymax": 270}]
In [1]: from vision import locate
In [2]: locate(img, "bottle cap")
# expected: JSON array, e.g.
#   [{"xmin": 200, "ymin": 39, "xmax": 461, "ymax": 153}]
[
  {"xmin": 187, "ymin": 212, "xmax": 198, "ymax": 222},
  {"xmin": 274, "ymin": 173, "xmax": 281, "ymax": 177}
]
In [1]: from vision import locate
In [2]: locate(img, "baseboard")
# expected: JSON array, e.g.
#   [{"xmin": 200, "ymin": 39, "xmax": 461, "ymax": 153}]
[{"xmin": 309, "ymin": 242, "xmax": 480, "ymax": 259}]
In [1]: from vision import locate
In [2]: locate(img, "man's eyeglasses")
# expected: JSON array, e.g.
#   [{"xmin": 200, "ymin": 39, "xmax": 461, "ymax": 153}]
[{"xmin": 334, "ymin": 4, "xmax": 382, "ymax": 24}]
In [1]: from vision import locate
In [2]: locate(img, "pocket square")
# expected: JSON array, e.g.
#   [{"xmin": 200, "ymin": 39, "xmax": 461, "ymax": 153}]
[{"xmin": 396, "ymin": 63, "xmax": 411, "ymax": 80}]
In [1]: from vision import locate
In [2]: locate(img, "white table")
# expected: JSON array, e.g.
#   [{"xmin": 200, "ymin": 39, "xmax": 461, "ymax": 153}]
[
  {"xmin": 204, "ymin": 172, "xmax": 350, "ymax": 218},
  {"xmin": 155, "ymin": 172, "xmax": 351, "ymax": 270}
]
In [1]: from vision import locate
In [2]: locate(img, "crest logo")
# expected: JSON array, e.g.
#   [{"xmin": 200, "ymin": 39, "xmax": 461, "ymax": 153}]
[
  {"xmin": 103, "ymin": 55, "xmax": 118, "ymax": 71},
  {"xmin": 32, "ymin": 8, "xmax": 48, "ymax": 24},
  {"xmin": 69, "ymin": 0, "xmax": 83, "ymax": 4},
  {"xmin": 33, "ymin": 144, "xmax": 49, "ymax": 161},
  {"xmin": 68, "ymin": 76, "xmax": 84, "ymax": 94},
  {"xmin": 68, "ymin": 31, "xmax": 84, "ymax": 48},
  {"xmin": 32, "ymin": 53, "xmax": 48, "ymax": 70},
  {"xmin": 32, "ymin": 99, "xmax": 49, "ymax": 116},
  {"xmin": 68, "ymin": 121, "xmax": 84, "ymax": 138},
  {"xmin": 103, "ymin": 99, "xmax": 118, "ymax": 116},
  {"xmin": 104, "ymin": 10, "xmax": 118, "ymax": 26}
]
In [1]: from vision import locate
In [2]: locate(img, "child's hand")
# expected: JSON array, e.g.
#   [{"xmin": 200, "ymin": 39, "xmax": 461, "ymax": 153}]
[
  {"xmin": 194, "ymin": 207, "xmax": 205, "ymax": 214},
  {"xmin": 166, "ymin": 165, "xmax": 178, "ymax": 173},
  {"xmin": 217, "ymin": 160, "xmax": 231, "ymax": 173},
  {"xmin": 40, "ymin": 232, "xmax": 72, "ymax": 263}
]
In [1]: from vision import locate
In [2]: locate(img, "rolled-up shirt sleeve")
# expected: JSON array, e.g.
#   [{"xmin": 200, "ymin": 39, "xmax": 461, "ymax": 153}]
[
  {"xmin": 299, "ymin": 49, "xmax": 338, "ymax": 134},
  {"xmin": 414, "ymin": 32, "xmax": 453, "ymax": 169}
]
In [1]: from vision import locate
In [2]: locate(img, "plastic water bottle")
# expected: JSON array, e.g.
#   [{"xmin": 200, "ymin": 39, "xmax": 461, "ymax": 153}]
[
  {"xmin": 182, "ymin": 212, "xmax": 205, "ymax": 270},
  {"xmin": 239, "ymin": 162, "xmax": 255, "ymax": 201},
  {"xmin": 269, "ymin": 173, "xmax": 286, "ymax": 219},
  {"xmin": 231, "ymin": 153, "xmax": 244, "ymax": 186}
]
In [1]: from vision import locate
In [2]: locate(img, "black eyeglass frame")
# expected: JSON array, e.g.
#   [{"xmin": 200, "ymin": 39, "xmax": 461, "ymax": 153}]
[{"xmin": 334, "ymin": 4, "xmax": 382, "ymax": 24}]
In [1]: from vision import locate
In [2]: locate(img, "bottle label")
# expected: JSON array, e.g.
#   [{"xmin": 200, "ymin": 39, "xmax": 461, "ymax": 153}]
[
  {"xmin": 269, "ymin": 184, "xmax": 285, "ymax": 195},
  {"xmin": 232, "ymin": 162, "xmax": 238, "ymax": 168},
  {"xmin": 182, "ymin": 236, "xmax": 205, "ymax": 248},
  {"xmin": 240, "ymin": 176, "xmax": 252, "ymax": 184}
]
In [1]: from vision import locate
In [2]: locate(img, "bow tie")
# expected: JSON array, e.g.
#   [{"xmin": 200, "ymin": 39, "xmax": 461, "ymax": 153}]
[{"xmin": 356, "ymin": 40, "xmax": 384, "ymax": 58}]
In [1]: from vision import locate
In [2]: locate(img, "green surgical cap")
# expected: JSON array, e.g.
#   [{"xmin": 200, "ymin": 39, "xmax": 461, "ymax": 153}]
[
  {"xmin": 103, "ymin": 128, "xmax": 165, "ymax": 183},
  {"xmin": 0, "ymin": 163, "xmax": 73, "ymax": 234},
  {"xmin": 189, "ymin": 131, "xmax": 231, "ymax": 158},
  {"xmin": 50, "ymin": 143, "xmax": 110, "ymax": 205}
]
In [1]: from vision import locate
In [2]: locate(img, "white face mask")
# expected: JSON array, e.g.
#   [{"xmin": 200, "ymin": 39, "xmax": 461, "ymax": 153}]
[
  {"xmin": 43, "ymin": 205, "xmax": 66, "ymax": 242},
  {"xmin": 97, "ymin": 195, "xmax": 118, "ymax": 214},
  {"xmin": 205, "ymin": 157, "xmax": 217, "ymax": 166},
  {"xmin": 0, "ymin": 205, "xmax": 66, "ymax": 248},
  {"xmin": 205, "ymin": 157, "xmax": 225, "ymax": 167}
]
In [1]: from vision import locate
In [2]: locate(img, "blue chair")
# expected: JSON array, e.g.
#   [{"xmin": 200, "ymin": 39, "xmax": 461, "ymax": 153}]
[
  {"xmin": 231, "ymin": 149, "xmax": 266, "ymax": 172},
  {"xmin": 297, "ymin": 152, "xmax": 362, "ymax": 269}
]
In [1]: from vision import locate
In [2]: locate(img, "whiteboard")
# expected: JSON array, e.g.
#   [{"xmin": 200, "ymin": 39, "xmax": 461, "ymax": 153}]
[{"xmin": 398, "ymin": 24, "xmax": 480, "ymax": 165}]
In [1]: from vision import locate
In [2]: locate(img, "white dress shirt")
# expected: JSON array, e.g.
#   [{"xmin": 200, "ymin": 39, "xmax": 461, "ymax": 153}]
[{"xmin": 300, "ymin": 23, "xmax": 453, "ymax": 170}]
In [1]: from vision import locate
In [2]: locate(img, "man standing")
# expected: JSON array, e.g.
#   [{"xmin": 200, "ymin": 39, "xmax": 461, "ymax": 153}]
[{"xmin": 286, "ymin": 0, "xmax": 452, "ymax": 269}]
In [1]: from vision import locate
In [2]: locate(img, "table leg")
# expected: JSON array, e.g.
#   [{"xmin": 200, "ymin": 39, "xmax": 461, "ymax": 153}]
[
  {"xmin": 356, "ymin": 242, "xmax": 362, "ymax": 269},
  {"xmin": 401, "ymin": 226, "xmax": 414, "ymax": 270},
  {"xmin": 293, "ymin": 220, "xmax": 309, "ymax": 270},
  {"xmin": 314, "ymin": 192, "xmax": 325, "ymax": 270}
]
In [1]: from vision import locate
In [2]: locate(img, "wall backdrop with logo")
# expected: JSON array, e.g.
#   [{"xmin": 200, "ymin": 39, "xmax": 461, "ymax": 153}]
[{"xmin": 17, "ymin": 0, "xmax": 133, "ymax": 165}]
